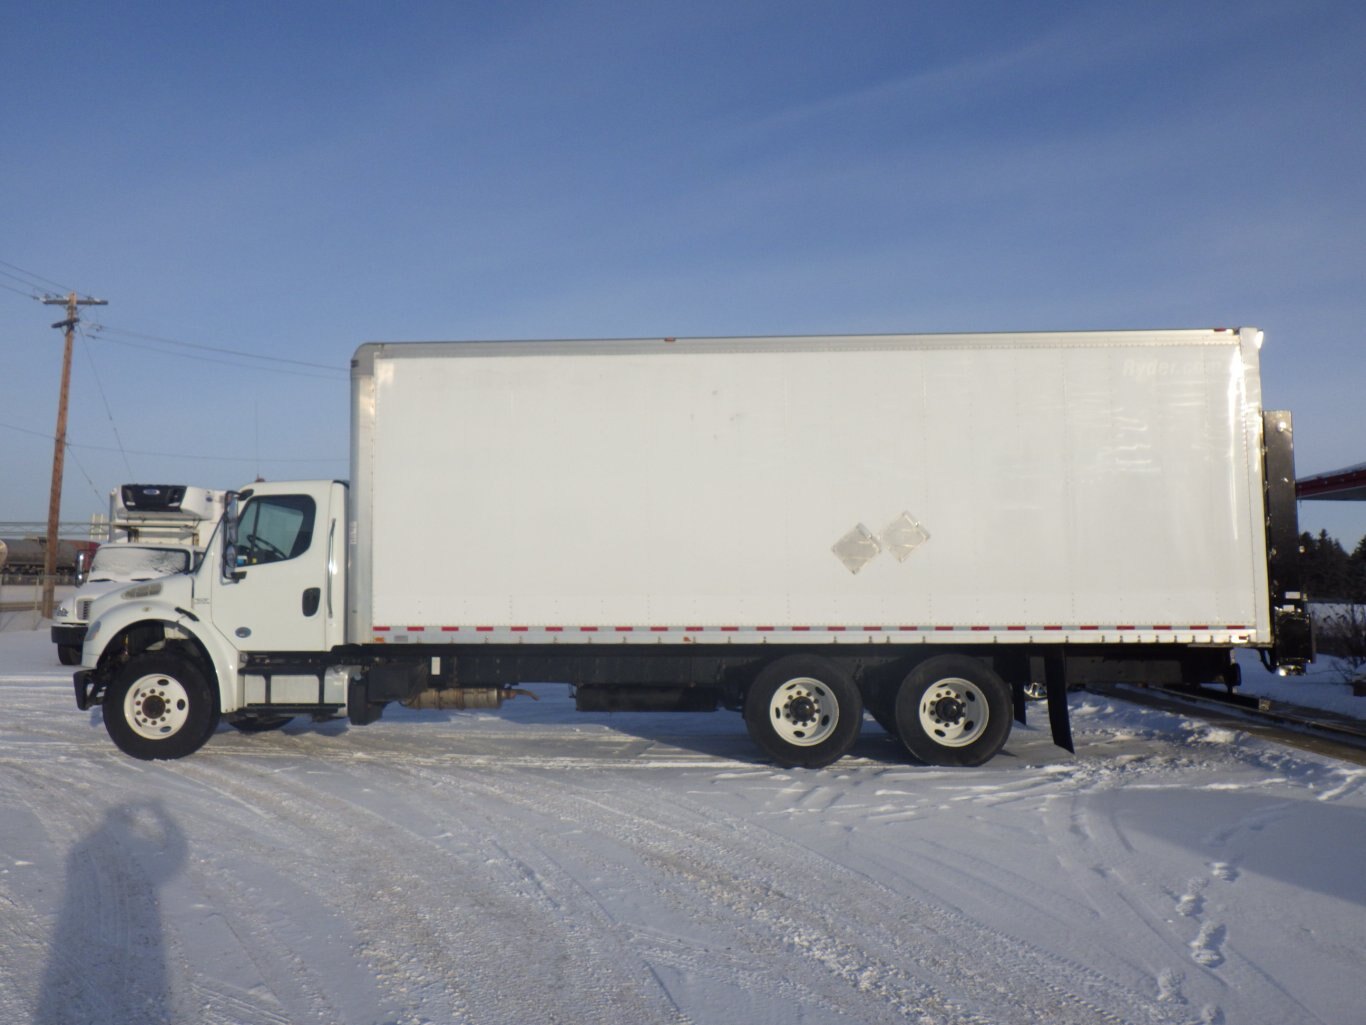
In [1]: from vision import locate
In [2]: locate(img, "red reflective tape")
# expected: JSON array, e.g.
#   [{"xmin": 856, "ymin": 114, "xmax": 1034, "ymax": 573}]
[
  {"xmin": 545, "ymin": 626, "xmax": 563, "ymax": 633},
  {"xmin": 1190, "ymin": 625, "xmax": 1209, "ymax": 630},
  {"xmin": 373, "ymin": 626, "xmax": 391, "ymax": 632},
  {"xmin": 1079, "ymin": 625, "xmax": 1098, "ymax": 631},
  {"xmin": 1007, "ymin": 625, "xmax": 1026, "ymax": 631},
  {"xmin": 1044, "ymin": 626, "xmax": 1063, "ymax": 631},
  {"xmin": 935, "ymin": 626, "xmax": 955, "ymax": 632},
  {"xmin": 615, "ymin": 626, "xmax": 634, "ymax": 633},
  {"xmin": 828, "ymin": 626, "xmax": 847, "ymax": 632},
  {"xmin": 756, "ymin": 626, "xmax": 774, "ymax": 632},
  {"xmin": 971, "ymin": 626, "xmax": 990, "ymax": 632},
  {"xmin": 1116, "ymin": 625, "xmax": 1135, "ymax": 631},
  {"xmin": 792, "ymin": 626, "xmax": 811, "ymax": 632},
  {"xmin": 899, "ymin": 626, "xmax": 920, "ymax": 632},
  {"xmin": 580, "ymin": 626, "xmax": 599, "ymax": 632},
  {"xmin": 720, "ymin": 627, "xmax": 739, "ymax": 632},
  {"xmin": 441, "ymin": 626, "xmax": 460, "ymax": 632},
  {"xmin": 1154, "ymin": 625, "xmax": 1173, "ymax": 631},
  {"xmin": 650, "ymin": 626, "xmax": 669, "ymax": 632},
  {"xmin": 863, "ymin": 626, "xmax": 883, "ymax": 632},
  {"xmin": 510, "ymin": 626, "xmax": 528, "ymax": 632},
  {"xmin": 476, "ymin": 626, "xmax": 494, "ymax": 633},
  {"xmin": 407, "ymin": 626, "xmax": 424, "ymax": 632}
]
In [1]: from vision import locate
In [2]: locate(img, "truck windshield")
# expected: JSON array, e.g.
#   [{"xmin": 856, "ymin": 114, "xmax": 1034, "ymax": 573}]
[{"xmin": 88, "ymin": 546, "xmax": 191, "ymax": 582}]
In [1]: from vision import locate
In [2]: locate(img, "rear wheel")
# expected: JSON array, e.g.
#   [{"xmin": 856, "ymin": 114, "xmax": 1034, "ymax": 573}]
[
  {"xmin": 743, "ymin": 654, "xmax": 862, "ymax": 768},
  {"xmin": 894, "ymin": 655, "xmax": 1012, "ymax": 767},
  {"xmin": 103, "ymin": 652, "xmax": 219, "ymax": 760}
]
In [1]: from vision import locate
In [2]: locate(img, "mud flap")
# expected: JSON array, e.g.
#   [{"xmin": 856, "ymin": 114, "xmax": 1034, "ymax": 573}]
[
  {"xmin": 73, "ymin": 670, "xmax": 100, "ymax": 711},
  {"xmin": 347, "ymin": 679, "xmax": 386, "ymax": 725},
  {"xmin": 1045, "ymin": 654, "xmax": 1074, "ymax": 754},
  {"xmin": 1011, "ymin": 680, "xmax": 1028, "ymax": 726}
]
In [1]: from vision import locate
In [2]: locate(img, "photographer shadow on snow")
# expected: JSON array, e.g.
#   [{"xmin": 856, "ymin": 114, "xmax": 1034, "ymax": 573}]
[{"xmin": 36, "ymin": 800, "xmax": 186, "ymax": 1025}]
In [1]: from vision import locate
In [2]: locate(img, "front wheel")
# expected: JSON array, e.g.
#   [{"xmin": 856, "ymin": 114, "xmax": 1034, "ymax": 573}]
[
  {"xmin": 894, "ymin": 655, "xmax": 1012, "ymax": 767},
  {"xmin": 743, "ymin": 654, "xmax": 862, "ymax": 769},
  {"xmin": 103, "ymin": 653, "xmax": 220, "ymax": 760}
]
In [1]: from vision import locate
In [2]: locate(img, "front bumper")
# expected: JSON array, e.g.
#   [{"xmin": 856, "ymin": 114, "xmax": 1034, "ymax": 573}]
[
  {"xmin": 74, "ymin": 670, "xmax": 103, "ymax": 710},
  {"xmin": 51, "ymin": 624, "xmax": 88, "ymax": 647}
]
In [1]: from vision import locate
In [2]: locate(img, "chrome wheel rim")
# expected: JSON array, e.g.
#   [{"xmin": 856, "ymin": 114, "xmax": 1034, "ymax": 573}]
[
  {"xmin": 769, "ymin": 677, "xmax": 839, "ymax": 747},
  {"xmin": 124, "ymin": 674, "xmax": 191, "ymax": 740},
  {"xmin": 919, "ymin": 677, "xmax": 988, "ymax": 748}
]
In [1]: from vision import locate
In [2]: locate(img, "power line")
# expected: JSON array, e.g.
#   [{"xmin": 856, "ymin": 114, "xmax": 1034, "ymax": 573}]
[
  {"xmin": 0, "ymin": 279, "xmax": 42, "ymax": 300},
  {"xmin": 0, "ymin": 419, "xmax": 341, "ymax": 464},
  {"xmin": 77, "ymin": 324, "xmax": 135, "ymax": 478},
  {"xmin": 85, "ymin": 334, "xmax": 349, "ymax": 382},
  {"xmin": 63, "ymin": 441, "xmax": 109, "ymax": 505},
  {"xmin": 89, "ymin": 322, "xmax": 348, "ymax": 373},
  {"xmin": 0, "ymin": 268, "xmax": 47, "ymax": 293},
  {"xmin": 0, "ymin": 258, "xmax": 74, "ymax": 293},
  {"xmin": 3, "ymin": 259, "xmax": 348, "ymax": 378}
]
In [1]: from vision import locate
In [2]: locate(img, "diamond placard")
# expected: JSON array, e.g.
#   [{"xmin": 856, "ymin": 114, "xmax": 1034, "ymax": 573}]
[
  {"xmin": 881, "ymin": 512, "xmax": 930, "ymax": 562},
  {"xmin": 831, "ymin": 523, "xmax": 882, "ymax": 575}
]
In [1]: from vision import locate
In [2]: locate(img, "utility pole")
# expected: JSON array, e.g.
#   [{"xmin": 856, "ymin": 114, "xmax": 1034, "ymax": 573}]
[{"xmin": 39, "ymin": 291, "xmax": 107, "ymax": 618}]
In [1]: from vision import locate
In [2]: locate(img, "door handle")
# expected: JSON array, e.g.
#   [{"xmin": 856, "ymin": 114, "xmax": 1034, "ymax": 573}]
[{"xmin": 302, "ymin": 587, "xmax": 321, "ymax": 617}]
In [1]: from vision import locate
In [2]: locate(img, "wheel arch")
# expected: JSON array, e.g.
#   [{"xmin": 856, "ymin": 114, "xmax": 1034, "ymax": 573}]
[{"xmin": 91, "ymin": 612, "xmax": 239, "ymax": 714}]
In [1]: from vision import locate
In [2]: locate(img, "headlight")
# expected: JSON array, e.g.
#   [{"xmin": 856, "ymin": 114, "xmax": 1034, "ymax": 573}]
[{"xmin": 120, "ymin": 582, "xmax": 163, "ymax": 600}]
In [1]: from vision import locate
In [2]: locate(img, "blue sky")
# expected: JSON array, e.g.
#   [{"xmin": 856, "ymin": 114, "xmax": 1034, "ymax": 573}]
[{"xmin": 3, "ymin": 1, "xmax": 1364, "ymax": 541}]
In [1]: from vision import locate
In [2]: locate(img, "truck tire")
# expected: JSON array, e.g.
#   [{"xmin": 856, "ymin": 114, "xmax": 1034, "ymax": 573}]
[
  {"xmin": 57, "ymin": 644, "xmax": 81, "ymax": 666},
  {"xmin": 894, "ymin": 655, "xmax": 1012, "ymax": 767},
  {"xmin": 743, "ymin": 654, "xmax": 862, "ymax": 768},
  {"xmin": 103, "ymin": 653, "xmax": 220, "ymax": 761},
  {"xmin": 864, "ymin": 680, "xmax": 900, "ymax": 737}
]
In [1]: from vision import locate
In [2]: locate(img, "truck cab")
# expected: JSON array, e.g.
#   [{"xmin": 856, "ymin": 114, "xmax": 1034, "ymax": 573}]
[{"xmin": 75, "ymin": 480, "xmax": 349, "ymax": 759}]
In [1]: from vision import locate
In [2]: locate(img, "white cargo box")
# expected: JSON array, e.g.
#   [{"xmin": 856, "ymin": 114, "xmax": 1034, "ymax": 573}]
[{"xmin": 350, "ymin": 330, "xmax": 1271, "ymax": 647}]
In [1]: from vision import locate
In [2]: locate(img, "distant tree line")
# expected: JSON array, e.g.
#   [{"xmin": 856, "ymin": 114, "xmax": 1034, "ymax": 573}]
[{"xmin": 1299, "ymin": 531, "xmax": 1366, "ymax": 603}]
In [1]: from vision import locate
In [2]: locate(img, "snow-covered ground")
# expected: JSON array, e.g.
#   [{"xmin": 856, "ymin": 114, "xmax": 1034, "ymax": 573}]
[{"xmin": 2, "ymin": 625, "xmax": 1363, "ymax": 1025}]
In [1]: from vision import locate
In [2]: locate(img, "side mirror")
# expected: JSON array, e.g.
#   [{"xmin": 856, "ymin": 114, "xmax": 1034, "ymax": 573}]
[
  {"xmin": 221, "ymin": 493, "xmax": 245, "ymax": 582},
  {"xmin": 74, "ymin": 548, "xmax": 94, "ymax": 587}
]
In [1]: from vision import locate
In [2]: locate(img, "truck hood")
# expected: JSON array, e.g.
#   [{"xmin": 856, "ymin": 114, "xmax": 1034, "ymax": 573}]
[{"xmin": 85, "ymin": 573, "xmax": 195, "ymax": 633}]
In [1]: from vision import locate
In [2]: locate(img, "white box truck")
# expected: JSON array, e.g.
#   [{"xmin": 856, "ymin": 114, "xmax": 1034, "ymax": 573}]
[
  {"xmin": 51, "ymin": 485, "xmax": 225, "ymax": 664},
  {"xmin": 73, "ymin": 329, "xmax": 1311, "ymax": 765}
]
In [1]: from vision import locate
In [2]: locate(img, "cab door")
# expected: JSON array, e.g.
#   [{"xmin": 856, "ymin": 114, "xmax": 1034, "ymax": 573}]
[{"xmin": 209, "ymin": 482, "xmax": 342, "ymax": 653}]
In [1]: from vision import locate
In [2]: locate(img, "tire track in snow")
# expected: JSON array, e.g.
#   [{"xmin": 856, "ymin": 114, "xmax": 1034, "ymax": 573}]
[
  {"xmin": 175, "ymin": 750, "xmax": 692, "ymax": 1025},
  {"xmin": 380, "ymin": 753, "xmax": 1190, "ymax": 1025}
]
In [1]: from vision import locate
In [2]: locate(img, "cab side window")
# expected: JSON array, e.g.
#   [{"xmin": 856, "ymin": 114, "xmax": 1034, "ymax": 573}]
[{"xmin": 236, "ymin": 495, "xmax": 316, "ymax": 566}]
